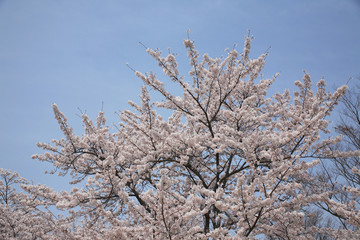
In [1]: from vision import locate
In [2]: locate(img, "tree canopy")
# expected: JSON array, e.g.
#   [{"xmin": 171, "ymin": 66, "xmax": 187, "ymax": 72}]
[{"xmin": 1, "ymin": 36, "xmax": 359, "ymax": 239}]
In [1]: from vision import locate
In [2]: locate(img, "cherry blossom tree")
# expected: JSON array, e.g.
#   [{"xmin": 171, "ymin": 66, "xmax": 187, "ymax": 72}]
[
  {"xmin": 0, "ymin": 169, "xmax": 57, "ymax": 239},
  {"xmin": 314, "ymin": 81, "xmax": 360, "ymax": 235},
  {"xmin": 331, "ymin": 82, "xmax": 360, "ymax": 188},
  {"xmin": 2, "ymin": 36, "xmax": 359, "ymax": 239}
]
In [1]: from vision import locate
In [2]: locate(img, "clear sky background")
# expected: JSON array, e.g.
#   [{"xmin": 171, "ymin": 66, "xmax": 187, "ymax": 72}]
[{"xmin": 0, "ymin": 0, "xmax": 359, "ymax": 190}]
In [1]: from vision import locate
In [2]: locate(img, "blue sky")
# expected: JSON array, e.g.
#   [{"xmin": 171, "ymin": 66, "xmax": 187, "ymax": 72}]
[{"xmin": 0, "ymin": 0, "xmax": 359, "ymax": 189}]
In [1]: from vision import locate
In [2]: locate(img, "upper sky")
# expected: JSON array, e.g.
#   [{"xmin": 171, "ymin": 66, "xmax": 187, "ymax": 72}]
[{"xmin": 0, "ymin": 0, "xmax": 359, "ymax": 189}]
